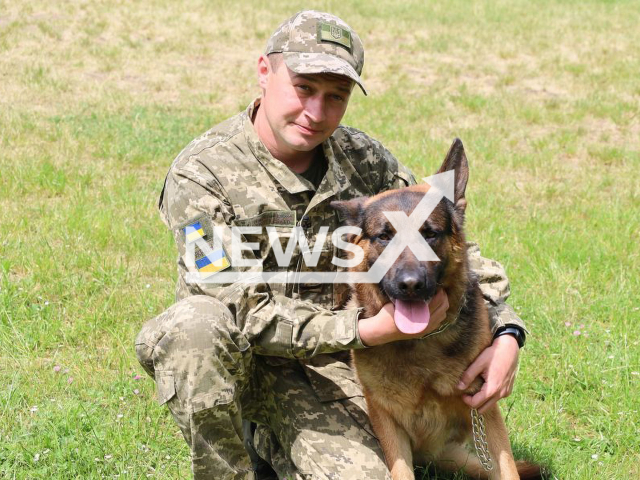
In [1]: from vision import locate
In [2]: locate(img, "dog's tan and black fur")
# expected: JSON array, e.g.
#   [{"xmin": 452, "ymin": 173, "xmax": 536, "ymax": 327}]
[{"xmin": 331, "ymin": 140, "xmax": 540, "ymax": 480}]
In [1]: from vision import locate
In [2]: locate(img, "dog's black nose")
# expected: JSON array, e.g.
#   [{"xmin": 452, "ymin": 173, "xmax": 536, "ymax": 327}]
[{"xmin": 397, "ymin": 272, "xmax": 426, "ymax": 296}]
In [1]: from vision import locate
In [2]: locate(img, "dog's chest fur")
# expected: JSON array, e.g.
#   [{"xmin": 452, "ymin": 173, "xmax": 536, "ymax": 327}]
[{"xmin": 351, "ymin": 286, "xmax": 492, "ymax": 456}]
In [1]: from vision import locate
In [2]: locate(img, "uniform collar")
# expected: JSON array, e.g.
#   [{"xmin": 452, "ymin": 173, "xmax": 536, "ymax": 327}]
[
  {"xmin": 307, "ymin": 139, "xmax": 351, "ymax": 211},
  {"xmin": 243, "ymin": 98, "xmax": 351, "ymax": 202}
]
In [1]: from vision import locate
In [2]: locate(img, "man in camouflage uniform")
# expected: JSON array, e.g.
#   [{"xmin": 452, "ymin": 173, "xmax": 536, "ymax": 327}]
[{"xmin": 135, "ymin": 10, "xmax": 528, "ymax": 480}]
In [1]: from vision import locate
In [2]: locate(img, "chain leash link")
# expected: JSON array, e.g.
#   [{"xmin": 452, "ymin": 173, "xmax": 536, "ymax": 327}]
[
  {"xmin": 471, "ymin": 408, "xmax": 494, "ymax": 471},
  {"xmin": 419, "ymin": 319, "xmax": 451, "ymax": 338},
  {"xmin": 420, "ymin": 292, "xmax": 467, "ymax": 339}
]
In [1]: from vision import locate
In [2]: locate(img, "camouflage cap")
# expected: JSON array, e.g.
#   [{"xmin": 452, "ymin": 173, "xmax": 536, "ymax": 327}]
[{"xmin": 265, "ymin": 10, "xmax": 367, "ymax": 95}]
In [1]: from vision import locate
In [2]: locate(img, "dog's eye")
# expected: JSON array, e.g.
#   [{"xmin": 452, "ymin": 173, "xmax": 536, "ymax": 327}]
[
  {"xmin": 423, "ymin": 230, "xmax": 437, "ymax": 239},
  {"xmin": 378, "ymin": 233, "xmax": 392, "ymax": 242}
]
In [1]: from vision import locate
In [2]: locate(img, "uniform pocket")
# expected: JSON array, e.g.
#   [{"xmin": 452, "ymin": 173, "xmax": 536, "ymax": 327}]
[
  {"xmin": 155, "ymin": 371, "xmax": 176, "ymax": 405},
  {"xmin": 264, "ymin": 226, "xmax": 297, "ymax": 262},
  {"xmin": 190, "ymin": 388, "xmax": 236, "ymax": 414}
]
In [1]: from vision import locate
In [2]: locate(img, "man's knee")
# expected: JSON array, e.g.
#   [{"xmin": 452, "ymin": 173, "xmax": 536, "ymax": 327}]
[
  {"xmin": 135, "ymin": 295, "xmax": 250, "ymax": 379},
  {"xmin": 136, "ymin": 296, "xmax": 255, "ymax": 476}
]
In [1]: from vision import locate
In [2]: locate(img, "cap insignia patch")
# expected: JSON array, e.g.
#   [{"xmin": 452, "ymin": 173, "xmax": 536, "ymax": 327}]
[{"xmin": 318, "ymin": 22, "xmax": 352, "ymax": 51}]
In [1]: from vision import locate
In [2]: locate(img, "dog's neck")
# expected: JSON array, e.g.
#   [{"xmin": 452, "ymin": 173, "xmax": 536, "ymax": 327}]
[{"xmin": 443, "ymin": 256, "xmax": 473, "ymax": 325}]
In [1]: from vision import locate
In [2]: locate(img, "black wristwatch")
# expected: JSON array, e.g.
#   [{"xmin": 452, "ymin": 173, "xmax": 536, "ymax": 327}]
[{"xmin": 493, "ymin": 326, "xmax": 526, "ymax": 349}]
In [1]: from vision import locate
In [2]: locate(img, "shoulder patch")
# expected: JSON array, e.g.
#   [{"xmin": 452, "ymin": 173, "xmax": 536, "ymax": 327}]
[
  {"xmin": 194, "ymin": 249, "xmax": 230, "ymax": 276},
  {"xmin": 185, "ymin": 221, "xmax": 205, "ymax": 242},
  {"xmin": 181, "ymin": 217, "xmax": 231, "ymax": 278}
]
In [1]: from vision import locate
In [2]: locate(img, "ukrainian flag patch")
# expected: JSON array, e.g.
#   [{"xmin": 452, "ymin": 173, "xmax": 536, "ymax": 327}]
[
  {"xmin": 185, "ymin": 222, "xmax": 205, "ymax": 243},
  {"xmin": 195, "ymin": 248, "xmax": 230, "ymax": 274},
  {"xmin": 181, "ymin": 217, "xmax": 231, "ymax": 278}
]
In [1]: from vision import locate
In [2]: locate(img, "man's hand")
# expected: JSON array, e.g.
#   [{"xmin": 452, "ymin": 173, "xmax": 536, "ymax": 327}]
[
  {"xmin": 457, "ymin": 334, "xmax": 520, "ymax": 414},
  {"xmin": 358, "ymin": 289, "xmax": 449, "ymax": 346}
]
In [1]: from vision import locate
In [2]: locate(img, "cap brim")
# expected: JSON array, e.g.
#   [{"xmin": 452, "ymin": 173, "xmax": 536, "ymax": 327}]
[{"xmin": 283, "ymin": 52, "xmax": 367, "ymax": 96}]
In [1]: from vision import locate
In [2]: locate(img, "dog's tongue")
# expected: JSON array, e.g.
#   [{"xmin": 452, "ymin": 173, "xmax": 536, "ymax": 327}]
[{"xmin": 394, "ymin": 300, "xmax": 431, "ymax": 334}]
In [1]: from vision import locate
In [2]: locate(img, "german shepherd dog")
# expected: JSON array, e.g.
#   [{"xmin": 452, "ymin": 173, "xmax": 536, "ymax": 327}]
[{"xmin": 331, "ymin": 140, "xmax": 541, "ymax": 480}]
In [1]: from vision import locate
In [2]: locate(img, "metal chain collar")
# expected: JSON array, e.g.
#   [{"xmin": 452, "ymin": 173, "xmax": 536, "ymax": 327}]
[
  {"xmin": 420, "ymin": 292, "xmax": 467, "ymax": 339},
  {"xmin": 471, "ymin": 408, "xmax": 494, "ymax": 471},
  {"xmin": 419, "ymin": 318, "xmax": 451, "ymax": 338}
]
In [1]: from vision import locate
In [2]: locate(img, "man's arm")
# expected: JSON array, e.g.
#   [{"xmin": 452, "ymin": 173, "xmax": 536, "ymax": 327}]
[
  {"xmin": 161, "ymin": 163, "xmax": 368, "ymax": 360},
  {"xmin": 459, "ymin": 242, "xmax": 525, "ymax": 413},
  {"xmin": 467, "ymin": 242, "xmax": 528, "ymax": 334}
]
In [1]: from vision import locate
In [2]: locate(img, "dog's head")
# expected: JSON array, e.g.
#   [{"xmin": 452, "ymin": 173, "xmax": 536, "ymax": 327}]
[{"xmin": 331, "ymin": 139, "xmax": 470, "ymax": 328}]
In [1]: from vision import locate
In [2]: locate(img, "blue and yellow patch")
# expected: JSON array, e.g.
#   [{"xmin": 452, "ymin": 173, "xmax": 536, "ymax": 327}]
[
  {"xmin": 195, "ymin": 248, "xmax": 230, "ymax": 274},
  {"xmin": 184, "ymin": 222, "xmax": 205, "ymax": 243},
  {"xmin": 182, "ymin": 218, "xmax": 231, "ymax": 277}
]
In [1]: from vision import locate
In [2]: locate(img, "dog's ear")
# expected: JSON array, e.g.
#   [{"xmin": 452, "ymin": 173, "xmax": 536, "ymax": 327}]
[
  {"xmin": 437, "ymin": 138, "xmax": 469, "ymax": 213},
  {"xmin": 330, "ymin": 197, "xmax": 366, "ymax": 227}
]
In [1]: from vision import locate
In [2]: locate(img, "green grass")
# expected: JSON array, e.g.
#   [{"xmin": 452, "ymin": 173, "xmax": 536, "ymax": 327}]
[{"xmin": 1, "ymin": 0, "xmax": 639, "ymax": 478}]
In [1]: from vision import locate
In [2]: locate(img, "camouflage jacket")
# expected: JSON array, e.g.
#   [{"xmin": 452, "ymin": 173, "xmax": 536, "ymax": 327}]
[{"xmin": 158, "ymin": 98, "xmax": 526, "ymax": 401}]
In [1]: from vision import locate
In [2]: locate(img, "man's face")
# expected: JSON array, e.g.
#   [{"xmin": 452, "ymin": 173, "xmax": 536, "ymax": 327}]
[{"xmin": 257, "ymin": 56, "xmax": 354, "ymax": 159}]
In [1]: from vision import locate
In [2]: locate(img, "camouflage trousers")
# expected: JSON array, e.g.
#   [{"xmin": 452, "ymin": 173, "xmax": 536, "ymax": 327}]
[{"xmin": 135, "ymin": 295, "xmax": 391, "ymax": 480}]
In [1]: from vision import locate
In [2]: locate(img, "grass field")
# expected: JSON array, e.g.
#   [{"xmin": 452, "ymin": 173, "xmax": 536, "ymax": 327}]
[{"xmin": 1, "ymin": 0, "xmax": 639, "ymax": 478}]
